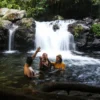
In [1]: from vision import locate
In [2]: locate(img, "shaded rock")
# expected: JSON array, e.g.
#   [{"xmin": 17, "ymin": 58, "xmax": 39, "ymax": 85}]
[
  {"xmin": 53, "ymin": 24, "xmax": 59, "ymax": 31},
  {"xmin": 67, "ymin": 17, "xmax": 100, "ymax": 51},
  {"xmin": 92, "ymin": 38, "xmax": 100, "ymax": 47},
  {"xmin": 83, "ymin": 17, "xmax": 93, "ymax": 25},
  {"xmin": 14, "ymin": 18, "xmax": 36, "ymax": 51},
  {"xmin": 42, "ymin": 82, "xmax": 100, "ymax": 94},
  {"xmin": 0, "ymin": 18, "xmax": 12, "ymax": 51},
  {"xmin": 0, "ymin": 84, "xmax": 99, "ymax": 100},
  {"xmin": 0, "ymin": 28, "xmax": 8, "ymax": 51}
]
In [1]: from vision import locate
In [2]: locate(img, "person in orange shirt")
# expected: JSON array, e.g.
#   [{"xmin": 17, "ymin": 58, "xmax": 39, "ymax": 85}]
[
  {"xmin": 24, "ymin": 47, "xmax": 40, "ymax": 79},
  {"xmin": 51, "ymin": 54, "xmax": 65, "ymax": 75}
]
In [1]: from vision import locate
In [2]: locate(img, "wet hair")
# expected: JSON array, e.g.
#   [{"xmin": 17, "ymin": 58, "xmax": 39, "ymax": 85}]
[
  {"xmin": 42, "ymin": 53, "xmax": 48, "ymax": 57},
  {"xmin": 56, "ymin": 54, "xmax": 62, "ymax": 63},
  {"xmin": 26, "ymin": 57, "xmax": 33, "ymax": 66}
]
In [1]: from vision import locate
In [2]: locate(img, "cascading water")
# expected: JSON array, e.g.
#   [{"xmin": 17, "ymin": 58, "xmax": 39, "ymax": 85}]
[
  {"xmin": 29, "ymin": 20, "xmax": 100, "ymax": 65},
  {"xmin": 35, "ymin": 20, "xmax": 76, "ymax": 51},
  {"xmin": 4, "ymin": 24, "xmax": 18, "ymax": 53}
]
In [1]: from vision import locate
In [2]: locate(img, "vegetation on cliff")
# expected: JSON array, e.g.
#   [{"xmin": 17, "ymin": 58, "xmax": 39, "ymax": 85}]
[{"xmin": 0, "ymin": 0, "xmax": 100, "ymax": 20}]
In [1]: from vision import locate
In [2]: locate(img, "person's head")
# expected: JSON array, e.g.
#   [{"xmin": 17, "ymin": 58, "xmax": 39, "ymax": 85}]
[
  {"xmin": 26, "ymin": 57, "xmax": 33, "ymax": 66},
  {"xmin": 42, "ymin": 53, "xmax": 48, "ymax": 60},
  {"xmin": 56, "ymin": 54, "xmax": 62, "ymax": 63}
]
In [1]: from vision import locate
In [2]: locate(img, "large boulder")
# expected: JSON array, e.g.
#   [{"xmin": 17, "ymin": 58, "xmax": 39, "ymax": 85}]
[
  {"xmin": 0, "ymin": 19, "xmax": 12, "ymax": 51},
  {"xmin": 0, "ymin": 8, "xmax": 26, "ymax": 21},
  {"xmin": 14, "ymin": 18, "xmax": 36, "ymax": 51}
]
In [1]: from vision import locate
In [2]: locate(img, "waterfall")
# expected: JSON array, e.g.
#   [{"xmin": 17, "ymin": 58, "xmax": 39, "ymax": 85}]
[
  {"xmin": 4, "ymin": 24, "xmax": 18, "ymax": 53},
  {"xmin": 35, "ymin": 20, "xmax": 76, "ymax": 51},
  {"xmin": 28, "ymin": 20, "xmax": 100, "ymax": 65}
]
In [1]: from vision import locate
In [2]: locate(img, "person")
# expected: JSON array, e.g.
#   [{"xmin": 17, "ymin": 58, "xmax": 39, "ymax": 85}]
[
  {"xmin": 24, "ymin": 47, "xmax": 40, "ymax": 79},
  {"xmin": 39, "ymin": 53, "xmax": 65, "ymax": 76},
  {"xmin": 50, "ymin": 54, "xmax": 65, "ymax": 75},
  {"xmin": 39, "ymin": 53, "xmax": 51, "ymax": 75}
]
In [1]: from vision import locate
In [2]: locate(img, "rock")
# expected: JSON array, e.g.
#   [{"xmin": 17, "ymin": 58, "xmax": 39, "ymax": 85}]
[
  {"xmin": 14, "ymin": 18, "xmax": 36, "ymax": 51},
  {"xmin": 53, "ymin": 24, "xmax": 60, "ymax": 31},
  {"xmin": 53, "ymin": 15, "xmax": 64, "ymax": 20},
  {"xmin": 0, "ymin": 18, "xmax": 12, "ymax": 51},
  {"xmin": 42, "ymin": 82, "xmax": 100, "ymax": 94},
  {"xmin": 83, "ymin": 17, "xmax": 93, "ymax": 25},
  {"xmin": 0, "ymin": 19, "xmax": 12, "ymax": 29},
  {"xmin": 0, "ymin": 8, "xmax": 26, "ymax": 21},
  {"xmin": 67, "ymin": 17, "xmax": 100, "ymax": 51},
  {"xmin": 92, "ymin": 38, "xmax": 100, "ymax": 47},
  {"xmin": 0, "ymin": 28, "xmax": 8, "ymax": 51},
  {"xmin": 0, "ymin": 8, "xmax": 8, "ymax": 16}
]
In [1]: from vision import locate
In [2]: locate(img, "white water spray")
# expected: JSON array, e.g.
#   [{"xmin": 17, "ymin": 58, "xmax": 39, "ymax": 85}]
[{"xmin": 35, "ymin": 20, "xmax": 76, "ymax": 51}]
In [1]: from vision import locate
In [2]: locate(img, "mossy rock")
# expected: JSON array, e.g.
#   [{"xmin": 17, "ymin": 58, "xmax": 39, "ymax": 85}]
[
  {"xmin": 53, "ymin": 15, "xmax": 64, "ymax": 20},
  {"xmin": 21, "ymin": 18, "xmax": 34, "ymax": 28},
  {"xmin": 74, "ymin": 24, "xmax": 84, "ymax": 37},
  {"xmin": 0, "ymin": 19, "xmax": 12, "ymax": 29}
]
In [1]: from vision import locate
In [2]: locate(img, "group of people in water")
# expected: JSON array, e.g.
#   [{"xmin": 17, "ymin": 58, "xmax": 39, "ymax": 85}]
[{"xmin": 24, "ymin": 47, "xmax": 65, "ymax": 79}]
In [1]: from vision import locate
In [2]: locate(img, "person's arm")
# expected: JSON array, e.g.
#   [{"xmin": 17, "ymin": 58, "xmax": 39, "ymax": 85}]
[
  {"xmin": 60, "ymin": 63, "xmax": 66, "ymax": 74},
  {"xmin": 39, "ymin": 57, "xmax": 43, "ymax": 68},
  {"xmin": 32, "ymin": 47, "xmax": 41, "ymax": 59}
]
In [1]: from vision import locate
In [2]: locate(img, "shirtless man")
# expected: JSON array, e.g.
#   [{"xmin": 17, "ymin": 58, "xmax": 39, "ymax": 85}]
[{"xmin": 24, "ymin": 47, "xmax": 40, "ymax": 79}]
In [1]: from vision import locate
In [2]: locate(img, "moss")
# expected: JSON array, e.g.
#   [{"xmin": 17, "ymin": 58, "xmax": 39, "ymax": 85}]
[
  {"xmin": 53, "ymin": 15, "xmax": 64, "ymax": 20},
  {"xmin": 74, "ymin": 24, "xmax": 83, "ymax": 37},
  {"xmin": 21, "ymin": 18, "xmax": 33, "ymax": 28},
  {"xmin": 91, "ymin": 23, "xmax": 100, "ymax": 36}
]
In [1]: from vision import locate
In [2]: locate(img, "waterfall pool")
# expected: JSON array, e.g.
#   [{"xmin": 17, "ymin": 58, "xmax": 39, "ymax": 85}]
[{"xmin": 0, "ymin": 51, "xmax": 100, "ymax": 91}]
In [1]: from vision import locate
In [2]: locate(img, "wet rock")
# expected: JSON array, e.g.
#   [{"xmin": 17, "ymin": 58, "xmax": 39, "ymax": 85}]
[
  {"xmin": 14, "ymin": 18, "xmax": 36, "ymax": 51},
  {"xmin": 53, "ymin": 24, "xmax": 60, "ymax": 31}
]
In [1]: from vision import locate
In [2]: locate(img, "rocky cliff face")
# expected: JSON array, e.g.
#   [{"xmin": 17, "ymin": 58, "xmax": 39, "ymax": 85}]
[{"xmin": 68, "ymin": 18, "xmax": 100, "ymax": 52}]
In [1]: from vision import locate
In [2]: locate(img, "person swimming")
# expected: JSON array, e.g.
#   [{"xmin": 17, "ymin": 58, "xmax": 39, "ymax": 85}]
[
  {"xmin": 39, "ymin": 53, "xmax": 51, "ymax": 74},
  {"xmin": 24, "ymin": 47, "xmax": 40, "ymax": 79},
  {"xmin": 49, "ymin": 54, "xmax": 66, "ymax": 75}
]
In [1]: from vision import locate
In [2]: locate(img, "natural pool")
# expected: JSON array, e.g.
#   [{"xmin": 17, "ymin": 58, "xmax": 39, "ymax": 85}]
[{"xmin": 0, "ymin": 51, "xmax": 100, "ymax": 91}]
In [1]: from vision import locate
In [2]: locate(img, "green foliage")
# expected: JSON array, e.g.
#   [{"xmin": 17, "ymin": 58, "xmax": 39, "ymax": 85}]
[
  {"xmin": 92, "ymin": 0, "xmax": 100, "ymax": 5},
  {"xmin": 91, "ymin": 23, "xmax": 100, "ymax": 36},
  {"xmin": 0, "ymin": 0, "xmax": 99, "ymax": 19},
  {"xmin": 0, "ymin": 0, "xmax": 20, "ymax": 9},
  {"xmin": 0, "ymin": 0, "xmax": 48, "ymax": 18},
  {"xmin": 74, "ymin": 25, "xmax": 83, "ymax": 37}
]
